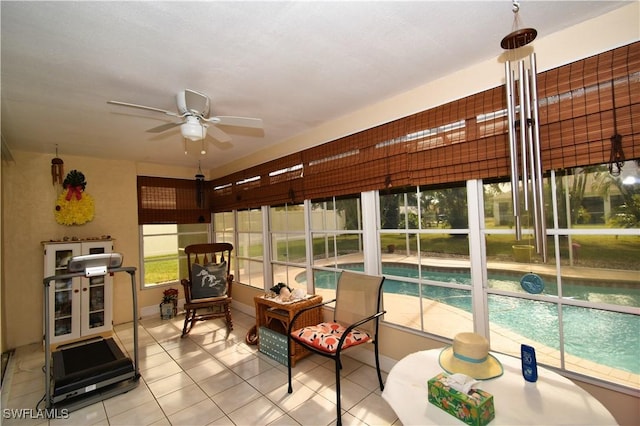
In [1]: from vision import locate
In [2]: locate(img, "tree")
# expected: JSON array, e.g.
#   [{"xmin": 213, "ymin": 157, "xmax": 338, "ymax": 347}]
[
  {"xmin": 431, "ymin": 186, "xmax": 468, "ymax": 229},
  {"xmin": 592, "ymin": 161, "xmax": 640, "ymax": 228},
  {"xmin": 380, "ymin": 192, "xmax": 401, "ymax": 229}
]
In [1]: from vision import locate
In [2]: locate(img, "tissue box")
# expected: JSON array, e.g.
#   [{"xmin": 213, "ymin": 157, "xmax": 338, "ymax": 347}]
[{"xmin": 428, "ymin": 373, "xmax": 495, "ymax": 426}]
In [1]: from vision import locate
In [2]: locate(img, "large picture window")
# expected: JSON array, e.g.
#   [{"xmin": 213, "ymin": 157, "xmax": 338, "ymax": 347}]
[
  {"xmin": 482, "ymin": 162, "xmax": 639, "ymax": 388},
  {"xmin": 309, "ymin": 196, "xmax": 363, "ymax": 301},
  {"xmin": 379, "ymin": 185, "xmax": 471, "ymax": 338}
]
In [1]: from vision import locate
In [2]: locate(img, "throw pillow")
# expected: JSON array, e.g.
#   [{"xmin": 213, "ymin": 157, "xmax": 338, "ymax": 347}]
[{"xmin": 190, "ymin": 261, "xmax": 227, "ymax": 299}]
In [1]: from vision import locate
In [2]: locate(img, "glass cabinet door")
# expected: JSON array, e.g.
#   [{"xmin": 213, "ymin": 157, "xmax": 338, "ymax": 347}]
[
  {"xmin": 80, "ymin": 242, "xmax": 112, "ymax": 335},
  {"xmin": 49, "ymin": 246, "xmax": 80, "ymax": 340},
  {"xmin": 54, "ymin": 277, "xmax": 73, "ymax": 337},
  {"xmin": 88, "ymin": 275, "xmax": 106, "ymax": 329}
]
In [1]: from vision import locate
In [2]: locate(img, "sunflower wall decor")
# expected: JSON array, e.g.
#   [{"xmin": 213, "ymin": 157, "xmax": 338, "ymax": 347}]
[{"xmin": 54, "ymin": 170, "xmax": 95, "ymax": 225}]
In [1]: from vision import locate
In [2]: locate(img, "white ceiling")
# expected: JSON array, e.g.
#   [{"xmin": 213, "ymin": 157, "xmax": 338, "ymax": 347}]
[{"xmin": 1, "ymin": 1, "xmax": 631, "ymax": 173}]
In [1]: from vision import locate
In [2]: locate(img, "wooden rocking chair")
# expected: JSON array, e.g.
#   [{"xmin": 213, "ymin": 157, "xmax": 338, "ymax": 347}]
[{"xmin": 180, "ymin": 243, "xmax": 233, "ymax": 337}]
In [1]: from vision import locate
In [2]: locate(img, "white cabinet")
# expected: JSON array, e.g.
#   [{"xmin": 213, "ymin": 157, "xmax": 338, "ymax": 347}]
[{"xmin": 43, "ymin": 240, "xmax": 114, "ymax": 345}]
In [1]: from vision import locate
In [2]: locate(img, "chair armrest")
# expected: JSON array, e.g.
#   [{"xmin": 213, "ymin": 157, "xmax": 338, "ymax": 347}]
[
  {"xmin": 287, "ymin": 299, "xmax": 336, "ymax": 334},
  {"xmin": 343, "ymin": 310, "xmax": 386, "ymax": 333},
  {"xmin": 336, "ymin": 310, "xmax": 386, "ymax": 350}
]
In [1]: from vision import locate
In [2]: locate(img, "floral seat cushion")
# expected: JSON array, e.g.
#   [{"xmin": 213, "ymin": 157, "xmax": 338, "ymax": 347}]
[{"xmin": 291, "ymin": 322, "xmax": 371, "ymax": 353}]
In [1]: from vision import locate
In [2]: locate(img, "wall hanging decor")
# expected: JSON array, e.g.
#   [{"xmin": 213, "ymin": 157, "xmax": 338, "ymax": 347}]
[
  {"xmin": 51, "ymin": 145, "xmax": 64, "ymax": 187},
  {"xmin": 54, "ymin": 170, "xmax": 95, "ymax": 225}
]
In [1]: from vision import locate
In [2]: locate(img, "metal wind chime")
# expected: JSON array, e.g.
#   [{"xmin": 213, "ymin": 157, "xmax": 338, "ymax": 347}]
[
  {"xmin": 501, "ymin": 0, "xmax": 547, "ymax": 263},
  {"xmin": 195, "ymin": 162, "xmax": 205, "ymax": 209}
]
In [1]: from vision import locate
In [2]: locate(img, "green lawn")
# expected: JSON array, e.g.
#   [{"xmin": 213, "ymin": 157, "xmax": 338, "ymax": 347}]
[{"xmin": 144, "ymin": 255, "xmax": 180, "ymax": 285}]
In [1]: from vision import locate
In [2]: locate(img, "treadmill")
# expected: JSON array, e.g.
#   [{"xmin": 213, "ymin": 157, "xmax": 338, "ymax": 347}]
[{"xmin": 43, "ymin": 253, "xmax": 141, "ymax": 412}]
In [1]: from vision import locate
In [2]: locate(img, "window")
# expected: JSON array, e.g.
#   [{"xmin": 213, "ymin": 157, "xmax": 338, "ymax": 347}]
[
  {"xmin": 137, "ymin": 175, "xmax": 211, "ymax": 289},
  {"xmin": 236, "ymin": 208, "xmax": 265, "ymax": 289},
  {"xmin": 271, "ymin": 202, "xmax": 307, "ymax": 293},
  {"xmin": 140, "ymin": 223, "xmax": 210, "ymax": 288},
  {"xmin": 482, "ymin": 162, "xmax": 639, "ymax": 388},
  {"xmin": 213, "ymin": 211, "xmax": 235, "ymax": 244},
  {"xmin": 379, "ymin": 185, "xmax": 470, "ymax": 338},
  {"xmin": 310, "ymin": 195, "xmax": 363, "ymax": 301},
  {"xmin": 374, "ymin": 168, "xmax": 639, "ymax": 389}
]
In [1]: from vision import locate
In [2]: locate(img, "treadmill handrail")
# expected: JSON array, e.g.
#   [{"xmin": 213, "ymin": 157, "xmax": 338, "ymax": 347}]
[{"xmin": 43, "ymin": 266, "xmax": 137, "ymax": 284}]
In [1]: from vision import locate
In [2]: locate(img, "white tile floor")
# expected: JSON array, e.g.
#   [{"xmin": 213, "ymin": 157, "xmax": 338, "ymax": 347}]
[{"xmin": 2, "ymin": 309, "xmax": 400, "ymax": 425}]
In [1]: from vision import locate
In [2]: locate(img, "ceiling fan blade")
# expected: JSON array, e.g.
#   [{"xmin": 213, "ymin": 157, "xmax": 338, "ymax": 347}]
[
  {"xmin": 206, "ymin": 125, "xmax": 232, "ymax": 143},
  {"xmin": 107, "ymin": 100, "xmax": 182, "ymax": 118},
  {"xmin": 146, "ymin": 121, "xmax": 183, "ymax": 133},
  {"xmin": 183, "ymin": 89, "xmax": 210, "ymax": 116},
  {"xmin": 208, "ymin": 116, "xmax": 263, "ymax": 129}
]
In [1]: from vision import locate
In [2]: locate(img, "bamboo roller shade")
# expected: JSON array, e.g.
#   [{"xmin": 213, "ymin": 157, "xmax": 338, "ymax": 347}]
[{"xmin": 205, "ymin": 42, "xmax": 639, "ymax": 212}]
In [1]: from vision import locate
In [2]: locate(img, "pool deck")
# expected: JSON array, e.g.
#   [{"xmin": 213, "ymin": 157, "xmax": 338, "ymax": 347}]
[{"xmin": 380, "ymin": 252, "xmax": 639, "ymax": 284}]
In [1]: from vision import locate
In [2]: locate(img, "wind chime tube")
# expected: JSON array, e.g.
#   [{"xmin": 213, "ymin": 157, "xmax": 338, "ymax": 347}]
[
  {"xmin": 524, "ymin": 64, "xmax": 539, "ymax": 252},
  {"xmin": 518, "ymin": 60, "xmax": 529, "ymax": 212},
  {"xmin": 505, "ymin": 60, "xmax": 522, "ymax": 240},
  {"xmin": 529, "ymin": 53, "xmax": 547, "ymax": 262}
]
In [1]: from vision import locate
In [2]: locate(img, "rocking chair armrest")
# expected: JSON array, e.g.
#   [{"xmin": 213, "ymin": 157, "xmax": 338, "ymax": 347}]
[
  {"xmin": 180, "ymin": 278, "xmax": 191, "ymax": 289},
  {"xmin": 181, "ymin": 278, "xmax": 192, "ymax": 300}
]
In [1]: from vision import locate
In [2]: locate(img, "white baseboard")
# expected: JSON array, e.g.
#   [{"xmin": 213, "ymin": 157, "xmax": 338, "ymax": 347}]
[{"xmin": 139, "ymin": 298, "xmax": 255, "ymax": 319}]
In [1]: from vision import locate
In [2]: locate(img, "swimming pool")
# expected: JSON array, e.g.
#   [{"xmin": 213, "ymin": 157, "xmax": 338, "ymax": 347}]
[{"xmin": 304, "ymin": 263, "xmax": 640, "ymax": 374}]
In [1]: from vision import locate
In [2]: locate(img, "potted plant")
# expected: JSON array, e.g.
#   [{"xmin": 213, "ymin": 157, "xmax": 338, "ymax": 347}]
[{"xmin": 160, "ymin": 287, "xmax": 179, "ymax": 319}]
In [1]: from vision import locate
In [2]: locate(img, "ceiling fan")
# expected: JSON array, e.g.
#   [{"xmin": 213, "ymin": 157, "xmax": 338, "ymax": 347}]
[{"xmin": 107, "ymin": 89, "xmax": 263, "ymax": 144}]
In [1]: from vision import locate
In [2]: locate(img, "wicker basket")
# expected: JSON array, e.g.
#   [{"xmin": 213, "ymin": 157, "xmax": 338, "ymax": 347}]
[{"xmin": 254, "ymin": 295, "xmax": 323, "ymax": 366}]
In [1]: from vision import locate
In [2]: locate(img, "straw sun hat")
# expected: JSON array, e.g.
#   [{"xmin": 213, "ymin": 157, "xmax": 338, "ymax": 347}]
[{"xmin": 439, "ymin": 332, "xmax": 504, "ymax": 380}]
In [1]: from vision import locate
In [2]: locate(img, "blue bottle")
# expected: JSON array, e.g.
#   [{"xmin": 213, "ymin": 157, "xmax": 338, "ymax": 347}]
[{"xmin": 521, "ymin": 344, "xmax": 538, "ymax": 382}]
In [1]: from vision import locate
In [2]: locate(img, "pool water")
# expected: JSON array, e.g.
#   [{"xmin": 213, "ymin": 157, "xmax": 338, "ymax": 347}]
[{"xmin": 307, "ymin": 264, "xmax": 640, "ymax": 374}]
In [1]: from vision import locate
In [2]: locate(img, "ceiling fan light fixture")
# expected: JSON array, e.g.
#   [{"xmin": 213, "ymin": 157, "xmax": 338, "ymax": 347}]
[{"xmin": 180, "ymin": 117, "xmax": 207, "ymax": 141}]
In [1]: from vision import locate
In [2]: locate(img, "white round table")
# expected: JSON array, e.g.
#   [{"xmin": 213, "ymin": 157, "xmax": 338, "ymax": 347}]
[{"xmin": 382, "ymin": 349, "xmax": 617, "ymax": 425}]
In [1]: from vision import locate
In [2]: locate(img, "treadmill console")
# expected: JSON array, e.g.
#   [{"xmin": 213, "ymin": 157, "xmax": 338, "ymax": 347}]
[{"xmin": 67, "ymin": 253, "xmax": 123, "ymax": 276}]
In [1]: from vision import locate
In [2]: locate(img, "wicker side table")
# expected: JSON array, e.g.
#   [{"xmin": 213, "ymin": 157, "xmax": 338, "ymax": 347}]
[{"xmin": 253, "ymin": 294, "xmax": 323, "ymax": 366}]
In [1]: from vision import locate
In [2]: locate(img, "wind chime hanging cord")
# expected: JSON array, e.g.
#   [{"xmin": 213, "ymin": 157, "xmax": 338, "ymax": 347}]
[{"xmin": 609, "ymin": 80, "xmax": 625, "ymax": 176}]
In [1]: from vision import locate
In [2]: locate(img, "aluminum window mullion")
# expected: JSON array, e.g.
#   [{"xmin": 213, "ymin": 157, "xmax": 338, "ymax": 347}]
[
  {"xmin": 362, "ymin": 190, "xmax": 380, "ymax": 275},
  {"xmin": 467, "ymin": 180, "xmax": 489, "ymax": 337},
  {"xmin": 262, "ymin": 205, "xmax": 273, "ymax": 291}
]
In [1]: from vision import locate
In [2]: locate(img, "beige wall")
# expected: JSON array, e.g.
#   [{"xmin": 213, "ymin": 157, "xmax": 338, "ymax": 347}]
[
  {"xmin": 0, "ymin": 151, "xmax": 202, "ymax": 348},
  {"xmin": 2, "ymin": 152, "xmax": 134, "ymax": 348}
]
